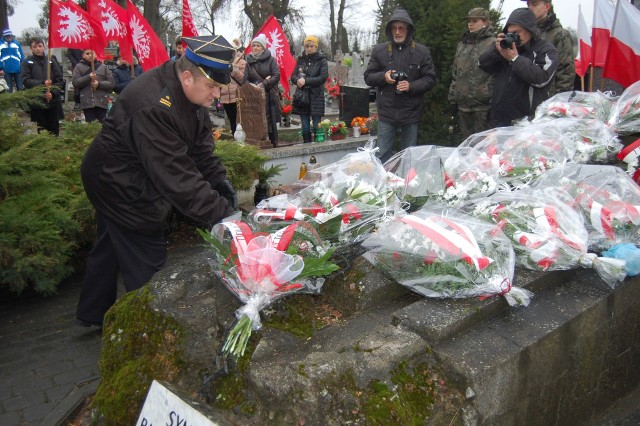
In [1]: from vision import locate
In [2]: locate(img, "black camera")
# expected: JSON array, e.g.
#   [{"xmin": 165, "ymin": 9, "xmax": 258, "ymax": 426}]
[
  {"xmin": 391, "ymin": 71, "xmax": 408, "ymax": 94},
  {"xmin": 500, "ymin": 32, "xmax": 521, "ymax": 49}
]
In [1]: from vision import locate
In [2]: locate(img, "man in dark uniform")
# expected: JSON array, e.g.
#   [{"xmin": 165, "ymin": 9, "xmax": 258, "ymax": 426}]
[{"xmin": 76, "ymin": 35, "xmax": 238, "ymax": 328}]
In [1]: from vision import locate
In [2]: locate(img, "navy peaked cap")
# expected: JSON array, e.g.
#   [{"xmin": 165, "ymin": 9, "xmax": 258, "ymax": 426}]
[{"xmin": 183, "ymin": 35, "xmax": 234, "ymax": 84}]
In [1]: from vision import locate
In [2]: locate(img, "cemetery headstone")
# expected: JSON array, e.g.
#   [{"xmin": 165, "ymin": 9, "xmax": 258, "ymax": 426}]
[{"xmin": 238, "ymin": 83, "xmax": 270, "ymax": 148}]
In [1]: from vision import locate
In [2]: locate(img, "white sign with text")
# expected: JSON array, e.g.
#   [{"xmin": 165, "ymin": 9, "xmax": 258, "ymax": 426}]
[{"xmin": 137, "ymin": 380, "xmax": 219, "ymax": 426}]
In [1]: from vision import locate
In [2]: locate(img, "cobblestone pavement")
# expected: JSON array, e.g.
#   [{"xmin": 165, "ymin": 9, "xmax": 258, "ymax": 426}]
[{"xmin": 0, "ymin": 278, "xmax": 102, "ymax": 425}]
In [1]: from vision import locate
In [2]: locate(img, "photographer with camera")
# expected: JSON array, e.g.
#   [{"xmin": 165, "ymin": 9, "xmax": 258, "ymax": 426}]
[
  {"xmin": 478, "ymin": 8, "xmax": 557, "ymax": 128},
  {"xmin": 364, "ymin": 8, "xmax": 436, "ymax": 163}
]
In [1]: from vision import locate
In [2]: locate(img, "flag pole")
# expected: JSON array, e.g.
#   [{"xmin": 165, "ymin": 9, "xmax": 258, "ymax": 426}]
[{"xmin": 588, "ymin": 65, "xmax": 594, "ymax": 92}]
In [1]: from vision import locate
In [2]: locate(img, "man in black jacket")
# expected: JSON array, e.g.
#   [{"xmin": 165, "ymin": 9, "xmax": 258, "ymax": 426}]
[
  {"xmin": 364, "ymin": 8, "xmax": 436, "ymax": 163},
  {"xmin": 479, "ymin": 8, "xmax": 558, "ymax": 127},
  {"xmin": 21, "ymin": 38, "xmax": 64, "ymax": 136},
  {"xmin": 76, "ymin": 35, "xmax": 238, "ymax": 328}
]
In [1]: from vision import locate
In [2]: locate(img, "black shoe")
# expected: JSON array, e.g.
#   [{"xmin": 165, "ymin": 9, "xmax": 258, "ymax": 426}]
[{"xmin": 75, "ymin": 318, "xmax": 103, "ymax": 329}]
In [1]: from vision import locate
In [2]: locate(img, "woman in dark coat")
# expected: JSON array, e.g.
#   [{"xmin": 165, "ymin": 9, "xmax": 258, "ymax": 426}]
[
  {"xmin": 246, "ymin": 34, "xmax": 281, "ymax": 147},
  {"xmin": 290, "ymin": 35, "xmax": 328, "ymax": 143}
]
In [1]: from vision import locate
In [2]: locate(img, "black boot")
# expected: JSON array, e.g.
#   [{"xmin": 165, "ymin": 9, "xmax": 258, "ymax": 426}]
[
  {"xmin": 303, "ymin": 131, "xmax": 312, "ymax": 143},
  {"xmin": 269, "ymin": 132, "xmax": 278, "ymax": 148}
]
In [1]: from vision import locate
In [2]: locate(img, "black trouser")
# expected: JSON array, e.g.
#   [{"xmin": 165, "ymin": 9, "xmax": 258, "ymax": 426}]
[
  {"xmin": 83, "ymin": 107, "xmax": 107, "ymax": 123},
  {"xmin": 223, "ymin": 102, "xmax": 238, "ymax": 134},
  {"xmin": 30, "ymin": 107, "xmax": 60, "ymax": 136},
  {"xmin": 76, "ymin": 213, "xmax": 167, "ymax": 325}
]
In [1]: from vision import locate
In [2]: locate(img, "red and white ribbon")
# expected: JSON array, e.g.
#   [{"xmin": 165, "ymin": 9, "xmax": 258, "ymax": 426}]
[
  {"xmin": 617, "ymin": 137, "xmax": 640, "ymax": 164},
  {"xmin": 400, "ymin": 215, "xmax": 493, "ymax": 270}
]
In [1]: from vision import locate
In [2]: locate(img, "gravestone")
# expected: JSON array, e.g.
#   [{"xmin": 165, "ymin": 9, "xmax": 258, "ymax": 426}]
[
  {"xmin": 347, "ymin": 52, "xmax": 366, "ymax": 87},
  {"xmin": 238, "ymin": 83, "xmax": 270, "ymax": 148},
  {"xmin": 329, "ymin": 63, "xmax": 350, "ymax": 86}
]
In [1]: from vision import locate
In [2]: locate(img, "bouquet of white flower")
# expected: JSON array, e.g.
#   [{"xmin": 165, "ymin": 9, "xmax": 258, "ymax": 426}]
[
  {"xmin": 531, "ymin": 164, "xmax": 640, "ymax": 251},
  {"xmin": 533, "ymin": 90, "xmax": 615, "ymax": 123},
  {"xmin": 383, "ymin": 146, "xmax": 502, "ymax": 210},
  {"xmin": 537, "ymin": 118, "xmax": 621, "ymax": 164},
  {"xmin": 608, "ymin": 80, "xmax": 640, "ymax": 135},
  {"xmin": 248, "ymin": 143, "xmax": 402, "ymax": 245},
  {"xmin": 362, "ymin": 205, "xmax": 532, "ymax": 306},
  {"xmin": 200, "ymin": 219, "xmax": 339, "ymax": 359},
  {"xmin": 460, "ymin": 125, "xmax": 570, "ymax": 187},
  {"xmin": 468, "ymin": 187, "xmax": 626, "ymax": 288}
]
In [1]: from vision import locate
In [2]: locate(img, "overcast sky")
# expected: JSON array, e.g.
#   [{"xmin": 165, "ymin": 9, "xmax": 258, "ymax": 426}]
[{"xmin": 7, "ymin": 0, "xmax": 599, "ymax": 44}]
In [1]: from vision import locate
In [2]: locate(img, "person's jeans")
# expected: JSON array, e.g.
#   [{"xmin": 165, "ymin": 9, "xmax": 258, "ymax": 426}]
[
  {"xmin": 4, "ymin": 72, "xmax": 23, "ymax": 92},
  {"xmin": 300, "ymin": 114, "xmax": 321, "ymax": 136},
  {"xmin": 376, "ymin": 121, "xmax": 419, "ymax": 163}
]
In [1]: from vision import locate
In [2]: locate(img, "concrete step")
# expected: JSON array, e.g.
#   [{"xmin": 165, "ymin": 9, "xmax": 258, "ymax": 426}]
[{"xmin": 405, "ymin": 269, "xmax": 640, "ymax": 425}]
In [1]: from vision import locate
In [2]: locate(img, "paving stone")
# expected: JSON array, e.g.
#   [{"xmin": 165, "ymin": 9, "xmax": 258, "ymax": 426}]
[
  {"xmin": 11, "ymin": 377, "xmax": 54, "ymax": 396},
  {"xmin": 2, "ymin": 391, "xmax": 46, "ymax": 412},
  {"xmin": 52, "ymin": 366, "xmax": 99, "ymax": 386},
  {"xmin": 0, "ymin": 412, "xmax": 22, "ymax": 425}
]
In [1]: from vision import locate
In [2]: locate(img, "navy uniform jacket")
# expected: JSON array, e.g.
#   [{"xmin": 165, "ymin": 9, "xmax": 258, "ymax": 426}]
[{"xmin": 81, "ymin": 61, "xmax": 231, "ymax": 235}]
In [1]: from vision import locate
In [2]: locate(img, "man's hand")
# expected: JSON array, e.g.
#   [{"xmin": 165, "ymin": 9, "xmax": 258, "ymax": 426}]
[
  {"xmin": 384, "ymin": 70, "xmax": 397, "ymax": 85},
  {"xmin": 496, "ymin": 33, "xmax": 518, "ymax": 62},
  {"xmin": 215, "ymin": 179, "xmax": 238, "ymax": 210}
]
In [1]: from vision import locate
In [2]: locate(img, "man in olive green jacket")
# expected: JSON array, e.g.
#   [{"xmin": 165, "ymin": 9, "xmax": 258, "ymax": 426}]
[{"xmin": 523, "ymin": 0, "xmax": 575, "ymax": 96}]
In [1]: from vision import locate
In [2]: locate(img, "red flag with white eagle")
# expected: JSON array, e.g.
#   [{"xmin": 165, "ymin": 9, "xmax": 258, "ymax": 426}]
[
  {"xmin": 602, "ymin": 0, "xmax": 640, "ymax": 88},
  {"xmin": 575, "ymin": 4, "xmax": 592, "ymax": 78},
  {"xmin": 126, "ymin": 0, "xmax": 169, "ymax": 71},
  {"xmin": 48, "ymin": 0, "xmax": 108, "ymax": 51},
  {"xmin": 592, "ymin": 0, "xmax": 615, "ymax": 68},
  {"xmin": 182, "ymin": 0, "xmax": 199, "ymax": 39},
  {"xmin": 246, "ymin": 16, "xmax": 296, "ymax": 96},
  {"xmin": 87, "ymin": 0, "xmax": 133, "ymax": 63}
]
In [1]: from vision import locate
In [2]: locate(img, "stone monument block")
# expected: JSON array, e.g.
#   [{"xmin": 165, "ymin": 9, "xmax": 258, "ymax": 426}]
[{"xmin": 238, "ymin": 83, "xmax": 270, "ymax": 148}]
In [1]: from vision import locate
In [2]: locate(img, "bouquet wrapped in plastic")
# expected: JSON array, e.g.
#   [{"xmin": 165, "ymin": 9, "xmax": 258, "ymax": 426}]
[
  {"xmin": 468, "ymin": 187, "xmax": 626, "ymax": 288},
  {"xmin": 200, "ymin": 220, "xmax": 339, "ymax": 358},
  {"xmin": 608, "ymin": 80, "xmax": 640, "ymax": 135},
  {"xmin": 531, "ymin": 164, "xmax": 640, "ymax": 251},
  {"xmin": 460, "ymin": 124, "xmax": 570, "ymax": 187},
  {"xmin": 383, "ymin": 146, "xmax": 502, "ymax": 210},
  {"xmin": 537, "ymin": 117, "xmax": 621, "ymax": 164},
  {"xmin": 533, "ymin": 90, "xmax": 614, "ymax": 123},
  {"xmin": 362, "ymin": 205, "xmax": 532, "ymax": 306},
  {"xmin": 249, "ymin": 143, "xmax": 401, "ymax": 245}
]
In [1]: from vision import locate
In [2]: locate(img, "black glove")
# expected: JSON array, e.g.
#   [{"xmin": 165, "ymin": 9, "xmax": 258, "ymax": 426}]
[
  {"xmin": 215, "ymin": 178, "xmax": 237, "ymax": 210},
  {"xmin": 451, "ymin": 104, "xmax": 459, "ymax": 117}
]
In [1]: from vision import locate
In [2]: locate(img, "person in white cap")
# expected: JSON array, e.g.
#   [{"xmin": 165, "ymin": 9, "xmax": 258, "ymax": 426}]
[
  {"xmin": 246, "ymin": 33, "xmax": 281, "ymax": 147},
  {"xmin": 76, "ymin": 35, "xmax": 238, "ymax": 328},
  {"xmin": 0, "ymin": 29, "xmax": 25, "ymax": 92}
]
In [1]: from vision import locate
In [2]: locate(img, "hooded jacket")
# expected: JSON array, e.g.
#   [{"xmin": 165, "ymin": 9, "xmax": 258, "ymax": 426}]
[
  {"xmin": 449, "ymin": 26, "xmax": 496, "ymax": 110},
  {"xmin": 81, "ymin": 61, "xmax": 231, "ymax": 235},
  {"xmin": 537, "ymin": 12, "xmax": 575, "ymax": 95},
  {"xmin": 364, "ymin": 9, "xmax": 436, "ymax": 126},
  {"xmin": 478, "ymin": 8, "xmax": 558, "ymax": 126},
  {"xmin": 0, "ymin": 36, "xmax": 25, "ymax": 74}
]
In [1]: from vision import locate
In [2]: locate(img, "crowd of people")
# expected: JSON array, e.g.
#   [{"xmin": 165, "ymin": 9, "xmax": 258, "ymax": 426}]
[{"xmin": 1, "ymin": 1, "xmax": 577, "ymax": 327}]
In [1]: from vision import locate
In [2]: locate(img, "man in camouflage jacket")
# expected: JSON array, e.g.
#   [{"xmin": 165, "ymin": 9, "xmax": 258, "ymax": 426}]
[{"xmin": 523, "ymin": 0, "xmax": 575, "ymax": 96}]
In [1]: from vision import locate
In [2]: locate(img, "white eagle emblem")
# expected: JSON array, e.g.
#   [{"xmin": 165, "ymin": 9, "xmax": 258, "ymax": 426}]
[
  {"xmin": 129, "ymin": 14, "xmax": 151, "ymax": 60},
  {"xmin": 56, "ymin": 4, "xmax": 98, "ymax": 44},
  {"xmin": 97, "ymin": 0, "xmax": 127, "ymax": 38},
  {"xmin": 266, "ymin": 29, "xmax": 285, "ymax": 65}
]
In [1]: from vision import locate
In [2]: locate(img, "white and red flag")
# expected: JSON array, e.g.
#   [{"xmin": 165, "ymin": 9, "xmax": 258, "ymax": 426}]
[
  {"xmin": 181, "ymin": 0, "xmax": 198, "ymax": 39},
  {"xmin": 575, "ymin": 4, "xmax": 592, "ymax": 78},
  {"xmin": 49, "ymin": 0, "xmax": 108, "ymax": 51},
  {"xmin": 126, "ymin": 0, "xmax": 169, "ymax": 71},
  {"xmin": 603, "ymin": 0, "xmax": 640, "ymax": 87},
  {"xmin": 87, "ymin": 0, "xmax": 133, "ymax": 62},
  {"xmin": 592, "ymin": 0, "xmax": 615, "ymax": 68},
  {"xmin": 246, "ymin": 16, "xmax": 296, "ymax": 96}
]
